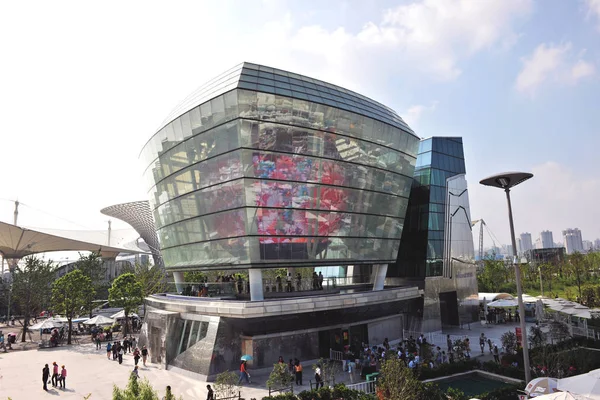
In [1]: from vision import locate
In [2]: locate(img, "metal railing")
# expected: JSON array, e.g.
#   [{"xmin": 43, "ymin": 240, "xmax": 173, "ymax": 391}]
[
  {"xmin": 268, "ymin": 385, "xmax": 293, "ymax": 396},
  {"xmin": 346, "ymin": 380, "xmax": 377, "ymax": 394},
  {"xmin": 215, "ymin": 391, "xmax": 241, "ymax": 400},
  {"xmin": 329, "ymin": 348, "xmax": 344, "ymax": 362},
  {"xmin": 166, "ymin": 276, "xmax": 369, "ymax": 298}
]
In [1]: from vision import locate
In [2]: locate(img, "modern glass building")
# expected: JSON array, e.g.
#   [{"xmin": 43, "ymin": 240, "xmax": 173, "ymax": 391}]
[
  {"xmin": 391, "ymin": 137, "xmax": 473, "ymax": 277},
  {"xmin": 140, "ymin": 63, "xmax": 420, "ymax": 273},
  {"xmin": 389, "ymin": 137, "xmax": 477, "ymax": 330}
]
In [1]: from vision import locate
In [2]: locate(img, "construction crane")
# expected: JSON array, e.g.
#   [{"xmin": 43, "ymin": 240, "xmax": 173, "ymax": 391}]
[
  {"xmin": 471, "ymin": 219, "xmax": 500, "ymax": 266},
  {"xmin": 472, "ymin": 219, "xmax": 485, "ymax": 266}
]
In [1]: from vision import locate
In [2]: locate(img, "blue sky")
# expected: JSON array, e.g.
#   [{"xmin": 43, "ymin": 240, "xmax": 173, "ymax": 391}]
[{"xmin": 0, "ymin": 0, "xmax": 599, "ymax": 254}]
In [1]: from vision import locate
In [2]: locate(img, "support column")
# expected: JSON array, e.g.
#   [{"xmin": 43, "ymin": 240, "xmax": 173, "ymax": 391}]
[
  {"xmin": 173, "ymin": 271, "xmax": 185, "ymax": 294},
  {"xmin": 372, "ymin": 264, "xmax": 388, "ymax": 291},
  {"xmin": 249, "ymin": 269, "xmax": 264, "ymax": 301}
]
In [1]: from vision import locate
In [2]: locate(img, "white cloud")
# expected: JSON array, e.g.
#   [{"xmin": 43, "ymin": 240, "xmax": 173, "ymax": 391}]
[
  {"xmin": 402, "ymin": 102, "xmax": 438, "ymax": 127},
  {"xmin": 469, "ymin": 162, "xmax": 600, "ymax": 247},
  {"xmin": 587, "ymin": 0, "xmax": 600, "ymax": 29},
  {"xmin": 571, "ymin": 59, "xmax": 596, "ymax": 80},
  {"xmin": 354, "ymin": 0, "xmax": 532, "ymax": 80},
  {"xmin": 515, "ymin": 43, "xmax": 596, "ymax": 95}
]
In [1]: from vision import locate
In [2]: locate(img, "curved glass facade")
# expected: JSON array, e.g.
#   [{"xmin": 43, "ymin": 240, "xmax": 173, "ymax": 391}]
[{"xmin": 141, "ymin": 63, "xmax": 420, "ymax": 270}]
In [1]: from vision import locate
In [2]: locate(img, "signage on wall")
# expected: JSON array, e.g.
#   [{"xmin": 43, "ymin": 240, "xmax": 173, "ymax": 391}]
[{"xmin": 455, "ymin": 272, "xmax": 474, "ymax": 279}]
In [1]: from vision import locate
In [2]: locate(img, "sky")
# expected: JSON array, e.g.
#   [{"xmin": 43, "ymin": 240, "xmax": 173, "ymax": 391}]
[{"xmin": 0, "ymin": 0, "xmax": 599, "ymax": 254}]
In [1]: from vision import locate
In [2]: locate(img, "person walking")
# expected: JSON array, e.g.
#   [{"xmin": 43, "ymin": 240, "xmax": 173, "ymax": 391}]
[
  {"xmin": 479, "ymin": 333, "xmax": 486, "ymax": 354},
  {"xmin": 206, "ymin": 384, "xmax": 214, "ymax": 400},
  {"xmin": 0, "ymin": 332, "xmax": 7, "ymax": 353},
  {"xmin": 131, "ymin": 336, "xmax": 137, "ymax": 350},
  {"xmin": 42, "ymin": 364, "xmax": 50, "ymax": 391},
  {"xmin": 118, "ymin": 345, "xmax": 124, "ymax": 364},
  {"xmin": 142, "ymin": 345, "xmax": 149, "ymax": 367},
  {"xmin": 446, "ymin": 334, "xmax": 452, "ymax": 352},
  {"xmin": 132, "ymin": 366, "xmax": 139, "ymax": 380},
  {"xmin": 493, "ymin": 345, "xmax": 500, "ymax": 363},
  {"xmin": 318, "ymin": 271, "xmax": 324, "ymax": 289},
  {"xmin": 95, "ymin": 335, "xmax": 102, "ymax": 350},
  {"xmin": 59, "ymin": 365, "xmax": 67, "ymax": 389},
  {"xmin": 238, "ymin": 360, "xmax": 250, "ymax": 384},
  {"xmin": 133, "ymin": 347, "xmax": 141, "ymax": 366},
  {"xmin": 314, "ymin": 363, "xmax": 323, "ymax": 389},
  {"xmin": 163, "ymin": 385, "xmax": 175, "ymax": 400},
  {"xmin": 107, "ymin": 342, "xmax": 112, "ymax": 360},
  {"xmin": 294, "ymin": 359, "xmax": 303, "ymax": 386},
  {"xmin": 487, "ymin": 338, "xmax": 493, "ymax": 354},
  {"xmin": 51, "ymin": 361, "xmax": 59, "ymax": 387}
]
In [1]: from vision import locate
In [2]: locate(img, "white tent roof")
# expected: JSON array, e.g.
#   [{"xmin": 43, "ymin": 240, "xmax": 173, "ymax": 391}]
[
  {"xmin": 487, "ymin": 298, "xmax": 519, "ymax": 308},
  {"xmin": 110, "ymin": 310, "xmax": 139, "ymax": 319},
  {"xmin": 0, "ymin": 221, "xmax": 145, "ymax": 259},
  {"xmin": 557, "ymin": 368, "xmax": 600, "ymax": 399},
  {"xmin": 83, "ymin": 315, "xmax": 114, "ymax": 325},
  {"xmin": 479, "ymin": 293, "xmax": 514, "ymax": 302},
  {"xmin": 29, "ymin": 319, "xmax": 64, "ymax": 330}
]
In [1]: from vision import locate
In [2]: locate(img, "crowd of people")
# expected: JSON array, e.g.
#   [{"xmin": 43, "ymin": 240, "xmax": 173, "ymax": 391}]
[{"xmin": 338, "ymin": 333, "xmax": 508, "ymax": 379}]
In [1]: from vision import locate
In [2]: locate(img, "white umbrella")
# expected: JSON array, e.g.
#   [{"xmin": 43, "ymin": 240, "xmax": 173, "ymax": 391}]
[
  {"xmin": 525, "ymin": 377, "xmax": 559, "ymax": 397},
  {"xmin": 83, "ymin": 315, "xmax": 114, "ymax": 326},
  {"xmin": 29, "ymin": 319, "xmax": 64, "ymax": 330},
  {"xmin": 558, "ymin": 369, "xmax": 600, "ymax": 399},
  {"xmin": 531, "ymin": 392, "xmax": 593, "ymax": 399},
  {"xmin": 487, "ymin": 299, "xmax": 518, "ymax": 308},
  {"xmin": 110, "ymin": 310, "xmax": 139, "ymax": 320}
]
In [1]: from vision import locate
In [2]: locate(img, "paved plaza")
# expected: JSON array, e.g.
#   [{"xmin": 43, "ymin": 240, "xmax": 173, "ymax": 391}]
[
  {"xmin": 0, "ymin": 342, "xmax": 274, "ymax": 400},
  {"xmin": 0, "ymin": 321, "xmax": 530, "ymax": 399}
]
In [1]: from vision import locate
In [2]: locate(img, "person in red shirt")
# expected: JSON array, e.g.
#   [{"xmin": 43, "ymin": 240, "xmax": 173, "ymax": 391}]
[{"xmin": 238, "ymin": 360, "xmax": 250, "ymax": 384}]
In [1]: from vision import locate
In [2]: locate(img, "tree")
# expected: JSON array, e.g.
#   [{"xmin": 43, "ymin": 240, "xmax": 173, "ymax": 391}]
[
  {"xmin": 529, "ymin": 325, "xmax": 546, "ymax": 348},
  {"xmin": 11, "ymin": 256, "xmax": 55, "ymax": 342},
  {"xmin": 214, "ymin": 370, "xmax": 240, "ymax": 399},
  {"xmin": 500, "ymin": 331, "xmax": 518, "ymax": 354},
  {"xmin": 539, "ymin": 263, "xmax": 556, "ymax": 293},
  {"xmin": 52, "ymin": 269, "xmax": 95, "ymax": 344},
  {"xmin": 123, "ymin": 262, "xmax": 167, "ymax": 315},
  {"xmin": 267, "ymin": 362, "xmax": 293, "ymax": 390},
  {"xmin": 108, "ymin": 273, "xmax": 143, "ymax": 336},
  {"xmin": 567, "ymin": 252, "xmax": 588, "ymax": 300},
  {"xmin": 75, "ymin": 252, "xmax": 106, "ymax": 317},
  {"xmin": 549, "ymin": 320, "xmax": 571, "ymax": 344},
  {"xmin": 477, "ymin": 258, "xmax": 507, "ymax": 292},
  {"xmin": 112, "ymin": 373, "xmax": 181, "ymax": 400},
  {"xmin": 376, "ymin": 357, "xmax": 422, "ymax": 400}
]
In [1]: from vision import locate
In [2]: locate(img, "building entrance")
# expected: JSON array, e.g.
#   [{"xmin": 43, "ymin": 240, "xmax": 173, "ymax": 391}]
[{"xmin": 439, "ymin": 291, "xmax": 459, "ymax": 326}]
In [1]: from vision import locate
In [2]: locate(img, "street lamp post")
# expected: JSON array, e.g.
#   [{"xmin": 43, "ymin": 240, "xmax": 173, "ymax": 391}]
[{"xmin": 480, "ymin": 171, "xmax": 533, "ymax": 384}]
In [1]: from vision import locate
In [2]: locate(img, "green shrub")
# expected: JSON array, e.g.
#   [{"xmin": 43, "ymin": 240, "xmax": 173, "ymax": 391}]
[
  {"xmin": 478, "ymin": 383, "xmax": 525, "ymax": 400},
  {"xmin": 417, "ymin": 359, "xmax": 479, "ymax": 380},
  {"xmin": 262, "ymin": 394, "xmax": 297, "ymax": 400}
]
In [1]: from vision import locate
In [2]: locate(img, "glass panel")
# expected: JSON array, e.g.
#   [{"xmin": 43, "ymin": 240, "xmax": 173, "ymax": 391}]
[{"xmin": 210, "ymin": 95, "xmax": 226, "ymax": 126}]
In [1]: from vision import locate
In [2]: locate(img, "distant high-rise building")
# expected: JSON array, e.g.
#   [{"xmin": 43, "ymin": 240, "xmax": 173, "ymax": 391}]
[
  {"xmin": 583, "ymin": 240, "xmax": 593, "ymax": 252},
  {"xmin": 520, "ymin": 233, "xmax": 533, "ymax": 253},
  {"xmin": 517, "ymin": 237, "xmax": 522, "ymax": 255},
  {"xmin": 540, "ymin": 230, "xmax": 554, "ymax": 249},
  {"xmin": 595, "ymin": 239, "xmax": 600, "ymax": 251},
  {"xmin": 563, "ymin": 228, "xmax": 584, "ymax": 254}
]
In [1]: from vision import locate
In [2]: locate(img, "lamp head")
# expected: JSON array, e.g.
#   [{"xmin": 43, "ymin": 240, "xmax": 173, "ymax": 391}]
[{"xmin": 480, "ymin": 172, "xmax": 533, "ymax": 190}]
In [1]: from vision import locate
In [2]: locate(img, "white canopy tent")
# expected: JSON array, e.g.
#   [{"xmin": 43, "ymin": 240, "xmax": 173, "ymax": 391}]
[
  {"xmin": 0, "ymin": 220, "xmax": 144, "ymax": 260},
  {"xmin": 479, "ymin": 293, "xmax": 514, "ymax": 302},
  {"xmin": 110, "ymin": 310, "xmax": 139, "ymax": 320},
  {"xmin": 487, "ymin": 299, "xmax": 519, "ymax": 308},
  {"xmin": 557, "ymin": 368, "xmax": 600, "ymax": 399},
  {"xmin": 83, "ymin": 315, "xmax": 114, "ymax": 326}
]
